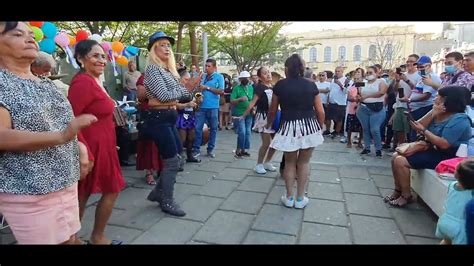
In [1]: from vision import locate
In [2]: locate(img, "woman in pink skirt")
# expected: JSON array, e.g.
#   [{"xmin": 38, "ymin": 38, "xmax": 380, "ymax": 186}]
[{"xmin": 0, "ymin": 21, "xmax": 96, "ymax": 244}]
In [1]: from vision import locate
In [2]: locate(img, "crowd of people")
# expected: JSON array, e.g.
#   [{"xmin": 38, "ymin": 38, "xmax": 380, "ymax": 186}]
[{"xmin": 0, "ymin": 21, "xmax": 473, "ymax": 245}]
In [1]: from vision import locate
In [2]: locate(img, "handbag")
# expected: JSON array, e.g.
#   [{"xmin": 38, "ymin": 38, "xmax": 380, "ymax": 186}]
[
  {"xmin": 395, "ymin": 141, "xmax": 431, "ymax": 157},
  {"xmin": 113, "ymin": 105, "xmax": 127, "ymax": 127}
]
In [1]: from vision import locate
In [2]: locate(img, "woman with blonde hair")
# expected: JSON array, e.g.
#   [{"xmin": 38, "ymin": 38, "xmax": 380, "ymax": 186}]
[{"xmin": 142, "ymin": 32, "xmax": 201, "ymax": 216}]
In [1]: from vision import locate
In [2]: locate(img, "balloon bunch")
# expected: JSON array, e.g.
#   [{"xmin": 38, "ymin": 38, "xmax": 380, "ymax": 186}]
[
  {"xmin": 29, "ymin": 22, "xmax": 141, "ymax": 75},
  {"xmin": 29, "ymin": 21, "xmax": 58, "ymax": 55}
]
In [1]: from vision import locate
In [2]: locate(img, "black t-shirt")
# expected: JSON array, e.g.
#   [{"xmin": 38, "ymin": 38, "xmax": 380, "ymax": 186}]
[
  {"xmin": 254, "ymin": 83, "xmax": 271, "ymax": 115},
  {"xmin": 273, "ymin": 77, "xmax": 319, "ymax": 121}
]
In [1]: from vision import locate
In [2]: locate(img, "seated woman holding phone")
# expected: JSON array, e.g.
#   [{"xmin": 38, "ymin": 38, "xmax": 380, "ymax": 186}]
[{"xmin": 385, "ymin": 86, "xmax": 472, "ymax": 207}]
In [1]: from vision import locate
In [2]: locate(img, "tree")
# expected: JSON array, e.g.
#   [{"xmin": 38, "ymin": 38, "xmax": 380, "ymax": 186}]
[
  {"xmin": 55, "ymin": 21, "xmax": 177, "ymax": 48},
  {"xmin": 206, "ymin": 22, "xmax": 301, "ymax": 72},
  {"xmin": 367, "ymin": 29, "xmax": 404, "ymax": 70}
]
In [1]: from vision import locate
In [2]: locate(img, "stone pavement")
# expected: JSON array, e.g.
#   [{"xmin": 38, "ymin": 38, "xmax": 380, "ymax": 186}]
[{"xmin": 0, "ymin": 130, "xmax": 441, "ymax": 244}]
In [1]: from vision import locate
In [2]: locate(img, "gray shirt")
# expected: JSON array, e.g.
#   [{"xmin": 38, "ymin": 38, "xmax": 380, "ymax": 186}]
[{"xmin": 0, "ymin": 69, "xmax": 79, "ymax": 195}]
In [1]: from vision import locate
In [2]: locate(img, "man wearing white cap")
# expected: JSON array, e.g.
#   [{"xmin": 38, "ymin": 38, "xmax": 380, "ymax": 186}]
[{"xmin": 231, "ymin": 70, "xmax": 254, "ymax": 158}]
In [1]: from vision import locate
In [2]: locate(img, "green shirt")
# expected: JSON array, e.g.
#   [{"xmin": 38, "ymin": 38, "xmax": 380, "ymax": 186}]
[{"xmin": 231, "ymin": 84, "xmax": 254, "ymax": 116}]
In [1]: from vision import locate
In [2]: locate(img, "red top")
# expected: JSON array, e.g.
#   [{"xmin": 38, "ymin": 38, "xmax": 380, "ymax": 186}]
[{"xmin": 68, "ymin": 73, "xmax": 125, "ymax": 196}]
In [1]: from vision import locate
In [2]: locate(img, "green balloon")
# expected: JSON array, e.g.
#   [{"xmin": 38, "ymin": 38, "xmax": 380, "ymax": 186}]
[{"xmin": 31, "ymin": 26, "xmax": 44, "ymax": 42}]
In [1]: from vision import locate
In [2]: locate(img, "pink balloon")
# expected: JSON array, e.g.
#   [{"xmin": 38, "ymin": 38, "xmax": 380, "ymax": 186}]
[
  {"xmin": 54, "ymin": 33, "xmax": 69, "ymax": 48},
  {"xmin": 101, "ymin": 41, "xmax": 111, "ymax": 52}
]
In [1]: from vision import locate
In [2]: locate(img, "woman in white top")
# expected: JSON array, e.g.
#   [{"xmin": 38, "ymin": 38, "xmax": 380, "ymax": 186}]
[{"xmin": 356, "ymin": 66, "xmax": 388, "ymax": 157}]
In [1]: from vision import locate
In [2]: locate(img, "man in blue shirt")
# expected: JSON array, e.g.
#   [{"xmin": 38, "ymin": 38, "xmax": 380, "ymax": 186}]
[{"xmin": 193, "ymin": 58, "xmax": 225, "ymax": 158}]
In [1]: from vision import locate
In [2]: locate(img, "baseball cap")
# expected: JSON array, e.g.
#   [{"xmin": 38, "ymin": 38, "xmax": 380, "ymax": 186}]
[
  {"xmin": 415, "ymin": 56, "xmax": 432, "ymax": 65},
  {"xmin": 238, "ymin": 71, "xmax": 250, "ymax": 78}
]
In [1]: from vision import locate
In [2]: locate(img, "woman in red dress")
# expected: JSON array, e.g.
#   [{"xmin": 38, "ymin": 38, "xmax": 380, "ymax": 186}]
[
  {"xmin": 68, "ymin": 39, "xmax": 125, "ymax": 245},
  {"xmin": 136, "ymin": 74, "xmax": 162, "ymax": 185}
]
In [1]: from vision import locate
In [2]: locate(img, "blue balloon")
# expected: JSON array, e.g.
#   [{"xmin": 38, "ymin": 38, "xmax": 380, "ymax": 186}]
[
  {"xmin": 39, "ymin": 38, "xmax": 56, "ymax": 54},
  {"xmin": 41, "ymin": 22, "xmax": 57, "ymax": 39},
  {"xmin": 125, "ymin": 45, "xmax": 139, "ymax": 56},
  {"xmin": 122, "ymin": 49, "xmax": 131, "ymax": 59}
]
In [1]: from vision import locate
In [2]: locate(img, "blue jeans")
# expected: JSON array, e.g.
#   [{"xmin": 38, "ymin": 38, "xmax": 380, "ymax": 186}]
[
  {"xmin": 125, "ymin": 89, "xmax": 137, "ymax": 102},
  {"xmin": 193, "ymin": 108, "xmax": 219, "ymax": 153},
  {"xmin": 466, "ymin": 199, "xmax": 474, "ymax": 245},
  {"xmin": 408, "ymin": 105, "xmax": 433, "ymax": 142},
  {"xmin": 142, "ymin": 109, "xmax": 182, "ymax": 159},
  {"xmin": 356, "ymin": 104, "xmax": 386, "ymax": 151},
  {"xmin": 236, "ymin": 115, "xmax": 253, "ymax": 150}
]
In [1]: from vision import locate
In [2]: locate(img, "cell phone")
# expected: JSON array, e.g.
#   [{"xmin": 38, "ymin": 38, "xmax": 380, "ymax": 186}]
[
  {"xmin": 420, "ymin": 69, "xmax": 426, "ymax": 77},
  {"xmin": 398, "ymin": 87, "xmax": 404, "ymax": 98},
  {"xmin": 403, "ymin": 110, "xmax": 415, "ymax": 122},
  {"xmin": 396, "ymin": 67, "xmax": 402, "ymax": 75},
  {"xmin": 355, "ymin": 82, "xmax": 365, "ymax": 87}
]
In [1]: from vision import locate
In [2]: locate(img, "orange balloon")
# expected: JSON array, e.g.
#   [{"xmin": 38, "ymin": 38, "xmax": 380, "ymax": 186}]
[
  {"xmin": 111, "ymin": 41, "xmax": 124, "ymax": 53},
  {"xmin": 29, "ymin": 21, "xmax": 44, "ymax": 27},
  {"xmin": 68, "ymin": 35, "xmax": 76, "ymax": 46},
  {"xmin": 116, "ymin": 55, "xmax": 128, "ymax": 66}
]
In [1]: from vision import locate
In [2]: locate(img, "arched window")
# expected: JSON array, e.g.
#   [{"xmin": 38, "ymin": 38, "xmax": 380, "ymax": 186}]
[
  {"xmin": 338, "ymin": 46, "xmax": 346, "ymax": 61},
  {"xmin": 353, "ymin": 45, "xmax": 361, "ymax": 62},
  {"xmin": 310, "ymin": 47, "xmax": 317, "ymax": 63},
  {"xmin": 369, "ymin": 45, "xmax": 376, "ymax": 60},
  {"xmin": 324, "ymin": 46, "xmax": 331, "ymax": 62}
]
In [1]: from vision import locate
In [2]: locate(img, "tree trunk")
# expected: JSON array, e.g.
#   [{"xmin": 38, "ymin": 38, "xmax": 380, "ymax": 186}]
[
  {"xmin": 189, "ymin": 24, "xmax": 198, "ymax": 66},
  {"xmin": 176, "ymin": 21, "xmax": 187, "ymax": 63}
]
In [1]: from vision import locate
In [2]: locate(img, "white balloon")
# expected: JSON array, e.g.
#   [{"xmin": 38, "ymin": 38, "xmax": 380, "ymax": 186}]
[{"xmin": 90, "ymin": 34, "xmax": 103, "ymax": 43}]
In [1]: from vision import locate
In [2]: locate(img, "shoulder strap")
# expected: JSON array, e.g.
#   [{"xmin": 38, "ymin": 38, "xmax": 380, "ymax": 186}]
[{"xmin": 451, "ymin": 71, "xmax": 466, "ymax": 84}]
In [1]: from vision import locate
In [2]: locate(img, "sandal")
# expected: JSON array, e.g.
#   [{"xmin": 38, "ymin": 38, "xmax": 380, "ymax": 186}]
[
  {"xmin": 388, "ymin": 194, "xmax": 413, "ymax": 207},
  {"xmin": 383, "ymin": 189, "xmax": 401, "ymax": 202},
  {"xmin": 146, "ymin": 174, "xmax": 156, "ymax": 186}
]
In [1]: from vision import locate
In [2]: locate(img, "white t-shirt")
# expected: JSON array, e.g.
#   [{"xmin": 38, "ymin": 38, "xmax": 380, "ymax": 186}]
[
  {"xmin": 329, "ymin": 76, "xmax": 352, "ymax": 106},
  {"xmin": 361, "ymin": 79, "xmax": 385, "ymax": 103},
  {"xmin": 409, "ymin": 72, "xmax": 441, "ymax": 111},
  {"xmin": 315, "ymin": 81, "xmax": 331, "ymax": 104}
]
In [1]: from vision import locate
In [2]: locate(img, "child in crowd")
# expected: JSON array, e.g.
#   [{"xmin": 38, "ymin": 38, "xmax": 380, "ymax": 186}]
[{"xmin": 436, "ymin": 159, "xmax": 474, "ymax": 244}]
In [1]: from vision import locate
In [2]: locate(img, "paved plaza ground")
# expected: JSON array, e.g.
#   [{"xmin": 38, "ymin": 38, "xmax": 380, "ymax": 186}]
[{"xmin": 0, "ymin": 130, "xmax": 441, "ymax": 244}]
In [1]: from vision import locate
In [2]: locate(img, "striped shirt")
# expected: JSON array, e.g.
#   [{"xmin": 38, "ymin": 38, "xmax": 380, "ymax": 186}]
[{"xmin": 144, "ymin": 64, "xmax": 192, "ymax": 103}]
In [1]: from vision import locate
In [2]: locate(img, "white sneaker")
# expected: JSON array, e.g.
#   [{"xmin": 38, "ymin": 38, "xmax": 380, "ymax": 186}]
[
  {"xmin": 281, "ymin": 195, "xmax": 295, "ymax": 208},
  {"xmin": 254, "ymin": 164, "xmax": 267, "ymax": 174},
  {"xmin": 263, "ymin": 162, "xmax": 277, "ymax": 172},
  {"xmin": 340, "ymin": 137, "xmax": 348, "ymax": 143},
  {"xmin": 294, "ymin": 196, "xmax": 309, "ymax": 209}
]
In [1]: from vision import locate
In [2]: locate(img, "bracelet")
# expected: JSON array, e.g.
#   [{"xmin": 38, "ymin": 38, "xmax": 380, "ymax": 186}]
[{"xmin": 421, "ymin": 128, "xmax": 428, "ymax": 134}]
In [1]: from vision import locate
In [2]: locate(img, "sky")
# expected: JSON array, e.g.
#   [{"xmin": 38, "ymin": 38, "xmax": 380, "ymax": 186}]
[{"xmin": 280, "ymin": 22, "xmax": 460, "ymax": 34}]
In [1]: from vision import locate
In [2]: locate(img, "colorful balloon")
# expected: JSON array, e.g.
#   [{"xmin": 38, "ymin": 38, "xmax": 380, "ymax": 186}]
[
  {"xmin": 68, "ymin": 35, "xmax": 76, "ymax": 46},
  {"xmin": 41, "ymin": 22, "xmax": 57, "ymax": 39},
  {"xmin": 76, "ymin": 30, "xmax": 89, "ymax": 42},
  {"xmin": 29, "ymin": 21, "xmax": 44, "ymax": 28},
  {"xmin": 30, "ymin": 26, "xmax": 44, "ymax": 42},
  {"xmin": 39, "ymin": 39, "xmax": 56, "ymax": 54},
  {"xmin": 54, "ymin": 33, "xmax": 69, "ymax": 48},
  {"xmin": 111, "ymin": 41, "xmax": 124, "ymax": 53},
  {"xmin": 115, "ymin": 55, "xmax": 128, "ymax": 66},
  {"xmin": 101, "ymin": 41, "xmax": 111, "ymax": 52},
  {"xmin": 125, "ymin": 45, "xmax": 139, "ymax": 56}
]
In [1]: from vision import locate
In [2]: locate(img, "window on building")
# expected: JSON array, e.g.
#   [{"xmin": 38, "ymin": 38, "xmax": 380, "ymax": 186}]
[
  {"xmin": 324, "ymin": 46, "xmax": 331, "ymax": 62},
  {"xmin": 338, "ymin": 46, "xmax": 346, "ymax": 61},
  {"xmin": 353, "ymin": 45, "xmax": 361, "ymax": 62},
  {"xmin": 369, "ymin": 45, "xmax": 376, "ymax": 60},
  {"xmin": 310, "ymin": 47, "xmax": 317, "ymax": 63}
]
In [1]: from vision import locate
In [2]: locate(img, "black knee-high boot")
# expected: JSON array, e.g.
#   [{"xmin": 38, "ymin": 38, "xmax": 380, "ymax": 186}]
[{"xmin": 148, "ymin": 156, "xmax": 185, "ymax": 216}]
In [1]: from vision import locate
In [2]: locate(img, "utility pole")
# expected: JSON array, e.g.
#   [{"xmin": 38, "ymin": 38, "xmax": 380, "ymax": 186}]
[{"xmin": 202, "ymin": 32, "xmax": 208, "ymax": 71}]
